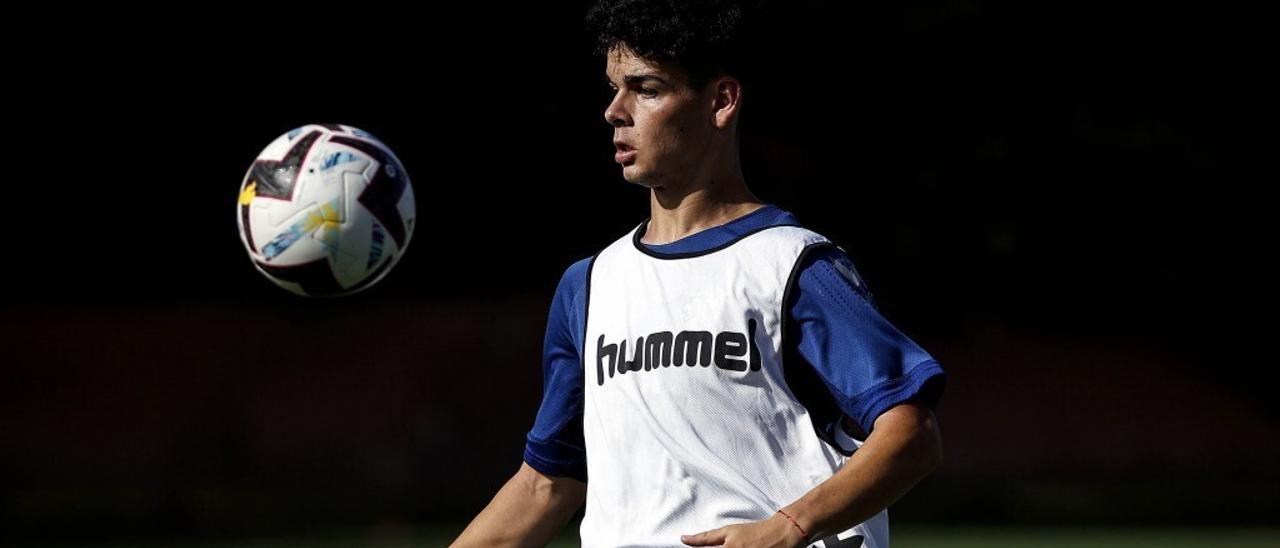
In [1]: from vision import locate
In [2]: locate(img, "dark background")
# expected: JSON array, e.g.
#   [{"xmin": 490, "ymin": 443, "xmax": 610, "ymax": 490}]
[{"xmin": 3, "ymin": 0, "xmax": 1273, "ymax": 543}]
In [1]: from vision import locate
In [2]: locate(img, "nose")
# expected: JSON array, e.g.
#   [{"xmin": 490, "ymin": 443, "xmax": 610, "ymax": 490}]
[{"xmin": 604, "ymin": 92, "xmax": 630, "ymax": 127}]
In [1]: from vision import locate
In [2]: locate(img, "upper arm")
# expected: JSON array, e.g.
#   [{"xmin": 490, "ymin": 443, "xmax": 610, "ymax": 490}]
[
  {"xmin": 871, "ymin": 401, "xmax": 944, "ymax": 472},
  {"xmin": 517, "ymin": 460, "xmax": 588, "ymax": 495},
  {"xmin": 523, "ymin": 257, "xmax": 592, "ymax": 482},
  {"xmin": 788, "ymin": 245, "xmax": 947, "ymax": 439}
]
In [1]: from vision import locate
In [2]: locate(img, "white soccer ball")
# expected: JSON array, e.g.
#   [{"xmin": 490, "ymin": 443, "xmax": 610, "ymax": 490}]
[{"xmin": 236, "ymin": 124, "xmax": 415, "ymax": 297}]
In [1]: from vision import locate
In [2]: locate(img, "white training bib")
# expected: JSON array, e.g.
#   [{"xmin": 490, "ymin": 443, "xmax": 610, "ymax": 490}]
[{"xmin": 579, "ymin": 221, "xmax": 888, "ymax": 548}]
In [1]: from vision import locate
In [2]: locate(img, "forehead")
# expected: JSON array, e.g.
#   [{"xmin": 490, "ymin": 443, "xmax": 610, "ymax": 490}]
[{"xmin": 604, "ymin": 46, "xmax": 689, "ymax": 86}]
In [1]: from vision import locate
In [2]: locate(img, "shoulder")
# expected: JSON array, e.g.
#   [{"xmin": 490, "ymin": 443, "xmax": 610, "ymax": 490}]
[
  {"xmin": 742, "ymin": 206, "xmax": 834, "ymax": 251},
  {"xmin": 791, "ymin": 242, "xmax": 877, "ymax": 308},
  {"xmin": 742, "ymin": 224, "xmax": 833, "ymax": 260},
  {"xmin": 561, "ymin": 255, "xmax": 594, "ymax": 284},
  {"xmin": 552, "ymin": 255, "xmax": 595, "ymax": 305}
]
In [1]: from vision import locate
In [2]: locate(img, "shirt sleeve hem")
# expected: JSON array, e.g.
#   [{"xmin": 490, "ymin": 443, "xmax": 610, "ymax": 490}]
[
  {"xmin": 524, "ymin": 434, "xmax": 588, "ymax": 482},
  {"xmin": 849, "ymin": 359, "xmax": 947, "ymax": 434}
]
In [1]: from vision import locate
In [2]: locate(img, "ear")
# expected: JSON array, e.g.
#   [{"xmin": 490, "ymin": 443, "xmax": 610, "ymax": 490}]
[{"xmin": 709, "ymin": 75, "xmax": 743, "ymax": 130}]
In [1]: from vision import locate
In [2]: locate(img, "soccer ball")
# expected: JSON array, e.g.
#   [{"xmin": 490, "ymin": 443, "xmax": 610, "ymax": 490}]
[{"xmin": 236, "ymin": 124, "xmax": 416, "ymax": 297}]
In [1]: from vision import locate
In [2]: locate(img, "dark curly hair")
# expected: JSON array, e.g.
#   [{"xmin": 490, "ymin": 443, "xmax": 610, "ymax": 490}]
[{"xmin": 585, "ymin": 0, "xmax": 765, "ymax": 92}]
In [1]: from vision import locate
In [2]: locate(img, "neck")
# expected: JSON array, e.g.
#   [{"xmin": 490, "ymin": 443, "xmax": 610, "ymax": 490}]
[{"xmin": 641, "ymin": 164, "xmax": 765, "ymax": 245}]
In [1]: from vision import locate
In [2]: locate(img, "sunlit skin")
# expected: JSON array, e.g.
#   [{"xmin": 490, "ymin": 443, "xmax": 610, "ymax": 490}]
[
  {"xmin": 603, "ymin": 45, "xmax": 767, "ymax": 245},
  {"xmin": 451, "ymin": 43, "xmax": 943, "ymax": 548}
]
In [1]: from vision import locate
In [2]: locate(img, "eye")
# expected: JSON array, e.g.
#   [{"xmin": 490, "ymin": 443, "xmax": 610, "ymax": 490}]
[{"xmin": 639, "ymin": 88, "xmax": 659, "ymax": 98}]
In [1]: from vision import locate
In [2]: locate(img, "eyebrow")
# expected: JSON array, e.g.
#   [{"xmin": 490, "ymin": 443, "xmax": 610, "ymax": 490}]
[{"xmin": 606, "ymin": 74, "xmax": 672, "ymax": 87}]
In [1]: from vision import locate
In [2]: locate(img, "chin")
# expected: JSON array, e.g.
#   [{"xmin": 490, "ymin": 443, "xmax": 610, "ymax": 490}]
[{"xmin": 622, "ymin": 165, "xmax": 653, "ymax": 188}]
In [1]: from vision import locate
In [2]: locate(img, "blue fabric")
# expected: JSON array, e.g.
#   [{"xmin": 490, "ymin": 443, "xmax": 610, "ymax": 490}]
[
  {"xmin": 523, "ymin": 205, "xmax": 946, "ymax": 479},
  {"xmin": 523, "ymin": 256, "xmax": 591, "ymax": 482}
]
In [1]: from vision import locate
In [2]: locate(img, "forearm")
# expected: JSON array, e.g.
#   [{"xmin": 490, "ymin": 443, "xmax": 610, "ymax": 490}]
[
  {"xmin": 781, "ymin": 403, "xmax": 943, "ymax": 541},
  {"xmin": 451, "ymin": 461, "xmax": 587, "ymax": 548}
]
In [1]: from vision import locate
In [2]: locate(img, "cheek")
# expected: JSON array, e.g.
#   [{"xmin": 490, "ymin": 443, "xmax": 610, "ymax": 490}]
[
  {"xmin": 636, "ymin": 103, "xmax": 701, "ymax": 161},
  {"xmin": 670, "ymin": 106, "xmax": 710, "ymax": 145},
  {"xmin": 649, "ymin": 113, "xmax": 695, "ymax": 153}
]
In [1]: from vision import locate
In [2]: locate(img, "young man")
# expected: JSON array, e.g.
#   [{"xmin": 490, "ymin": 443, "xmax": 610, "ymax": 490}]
[{"xmin": 453, "ymin": 2, "xmax": 945, "ymax": 547}]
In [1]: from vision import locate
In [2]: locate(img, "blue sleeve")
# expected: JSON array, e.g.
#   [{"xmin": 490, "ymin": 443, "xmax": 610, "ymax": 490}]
[
  {"xmin": 522, "ymin": 256, "xmax": 591, "ymax": 481},
  {"xmin": 789, "ymin": 246, "xmax": 946, "ymax": 437}
]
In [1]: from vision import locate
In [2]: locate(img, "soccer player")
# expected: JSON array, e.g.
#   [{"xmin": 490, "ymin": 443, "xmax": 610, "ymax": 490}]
[{"xmin": 453, "ymin": 2, "xmax": 945, "ymax": 547}]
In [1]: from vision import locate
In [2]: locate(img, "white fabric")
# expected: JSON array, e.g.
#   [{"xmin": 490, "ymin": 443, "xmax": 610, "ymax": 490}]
[{"xmin": 579, "ymin": 222, "xmax": 888, "ymax": 548}]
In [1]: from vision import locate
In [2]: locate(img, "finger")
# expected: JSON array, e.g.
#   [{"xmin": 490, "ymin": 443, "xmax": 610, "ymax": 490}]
[{"xmin": 681, "ymin": 528, "xmax": 728, "ymax": 546}]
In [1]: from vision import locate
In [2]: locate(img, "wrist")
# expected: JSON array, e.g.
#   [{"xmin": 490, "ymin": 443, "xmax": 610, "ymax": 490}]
[{"xmin": 775, "ymin": 508, "xmax": 809, "ymax": 546}]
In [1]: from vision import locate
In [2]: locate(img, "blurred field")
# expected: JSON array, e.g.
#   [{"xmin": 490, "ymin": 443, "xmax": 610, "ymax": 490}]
[
  {"xmin": 14, "ymin": 525, "xmax": 1278, "ymax": 547},
  {"xmin": 893, "ymin": 527, "xmax": 1280, "ymax": 548}
]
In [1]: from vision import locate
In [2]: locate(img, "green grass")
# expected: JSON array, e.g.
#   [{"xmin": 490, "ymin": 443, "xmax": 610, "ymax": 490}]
[
  {"xmin": 893, "ymin": 527, "xmax": 1280, "ymax": 548},
  {"xmin": 13, "ymin": 525, "xmax": 1279, "ymax": 547}
]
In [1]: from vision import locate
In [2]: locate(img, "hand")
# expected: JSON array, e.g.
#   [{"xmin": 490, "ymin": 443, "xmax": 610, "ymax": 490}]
[{"xmin": 680, "ymin": 512, "xmax": 807, "ymax": 547}]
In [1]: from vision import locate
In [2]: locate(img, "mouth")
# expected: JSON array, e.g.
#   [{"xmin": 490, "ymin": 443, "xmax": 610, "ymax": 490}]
[{"xmin": 614, "ymin": 142, "xmax": 636, "ymax": 164}]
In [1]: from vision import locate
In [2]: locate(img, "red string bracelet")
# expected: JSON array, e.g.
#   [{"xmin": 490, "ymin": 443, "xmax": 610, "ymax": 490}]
[{"xmin": 776, "ymin": 508, "xmax": 808, "ymax": 539}]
